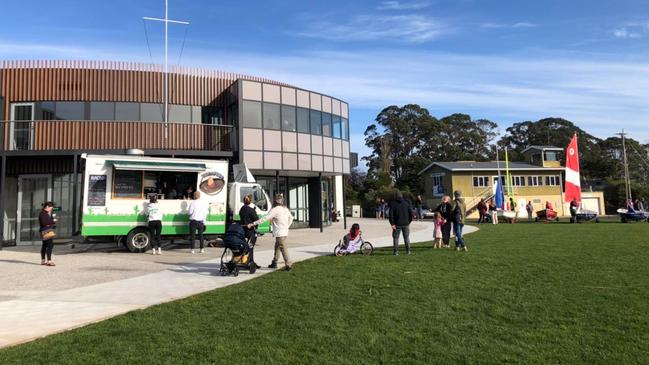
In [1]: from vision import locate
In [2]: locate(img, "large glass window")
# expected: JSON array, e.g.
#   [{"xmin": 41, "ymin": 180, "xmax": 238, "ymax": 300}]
[
  {"xmin": 55, "ymin": 102, "xmax": 84, "ymax": 120},
  {"xmin": 263, "ymin": 102, "xmax": 281, "ymax": 130},
  {"xmin": 342, "ymin": 118, "xmax": 349, "ymax": 140},
  {"xmin": 297, "ymin": 107, "xmax": 310, "ymax": 133},
  {"xmin": 90, "ymin": 102, "xmax": 115, "ymax": 120},
  {"xmin": 322, "ymin": 112, "xmax": 332, "ymax": 137},
  {"xmin": 202, "ymin": 107, "xmax": 223, "ymax": 125},
  {"xmin": 140, "ymin": 103, "xmax": 164, "ymax": 122},
  {"xmin": 41, "ymin": 102, "xmax": 55, "ymax": 120},
  {"xmin": 169, "ymin": 105, "xmax": 191, "ymax": 123},
  {"xmin": 282, "ymin": 105, "xmax": 297, "ymax": 132},
  {"xmin": 310, "ymin": 110, "xmax": 322, "ymax": 135},
  {"xmin": 242, "ymin": 100, "xmax": 262, "ymax": 128},
  {"xmin": 115, "ymin": 102, "xmax": 140, "ymax": 121},
  {"xmin": 332, "ymin": 115, "xmax": 342, "ymax": 139}
]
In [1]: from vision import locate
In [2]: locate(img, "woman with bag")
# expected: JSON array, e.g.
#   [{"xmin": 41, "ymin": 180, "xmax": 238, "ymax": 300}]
[{"xmin": 39, "ymin": 201, "xmax": 57, "ymax": 266}]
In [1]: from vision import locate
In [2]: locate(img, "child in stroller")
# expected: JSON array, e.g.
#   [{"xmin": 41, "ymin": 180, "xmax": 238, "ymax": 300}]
[
  {"xmin": 220, "ymin": 224, "xmax": 257, "ymax": 276},
  {"xmin": 334, "ymin": 223, "xmax": 374, "ymax": 256}
]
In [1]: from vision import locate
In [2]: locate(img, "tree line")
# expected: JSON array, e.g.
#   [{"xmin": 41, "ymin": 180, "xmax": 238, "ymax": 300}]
[{"xmin": 347, "ymin": 104, "xmax": 649, "ymax": 214}]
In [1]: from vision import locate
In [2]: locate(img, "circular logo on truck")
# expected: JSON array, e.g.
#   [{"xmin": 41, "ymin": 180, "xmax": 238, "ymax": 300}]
[{"xmin": 199, "ymin": 171, "xmax": 225, "ymax": 195}]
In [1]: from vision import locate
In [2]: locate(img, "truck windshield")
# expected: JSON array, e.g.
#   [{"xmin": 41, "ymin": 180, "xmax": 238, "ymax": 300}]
[{"xmin": 240, "ymin": 186, "xmax": 268, "ymax": 211}]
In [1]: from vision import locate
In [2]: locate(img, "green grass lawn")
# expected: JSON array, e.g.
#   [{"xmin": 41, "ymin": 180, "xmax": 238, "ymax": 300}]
[{"xmin": 2, "ymin": 222, "xmax": 649, "ymax": 364}]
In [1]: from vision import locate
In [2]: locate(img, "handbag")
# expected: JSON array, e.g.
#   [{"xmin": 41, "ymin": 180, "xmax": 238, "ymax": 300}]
[{"xmin": 40, "ymin": 229, "xmax": 56, "ymax": 240}]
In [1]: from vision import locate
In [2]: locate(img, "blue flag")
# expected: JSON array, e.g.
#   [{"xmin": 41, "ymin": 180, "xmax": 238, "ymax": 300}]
[{"xmin": 495, "ymin": 177, "xmax": 504, "ymax": 209}]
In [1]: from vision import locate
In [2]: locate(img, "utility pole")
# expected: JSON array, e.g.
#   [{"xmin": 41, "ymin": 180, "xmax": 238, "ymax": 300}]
[
  {"xmin": 144, "ymin": 0, "xmax": 189, "ymax": 132},
  {"xmin": 617, "ymin": 130, "xmax": 632, "ymax": 203}
]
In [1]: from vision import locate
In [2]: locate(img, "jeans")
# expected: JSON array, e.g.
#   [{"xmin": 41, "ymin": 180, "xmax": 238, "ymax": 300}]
[
  {"xmin": 417, "ymin": 207, "xmax": 423, "ymax": 220},
  {"xmin": 272, "ymin": 236, "xmax": 292, "ymax": 267},
  {"xmin": 454, "ymin": 222, "xmax": 465, "ymax": 248},
  {"xmin": 41, "ymin": 239, "xmax": 53, "ymax": 261},
  {"xmin": 442, "ymin": 221, "xmax": 452, "ymax": 245},
  {"xmin": 392, "ymin": 225, "xmax": 411, "ymax": 253},
  {"xmin": 189, "ymin": 220, "xmax": 205, "ymax": 250},
  {"xmin": 148, "ymin": 220, "xmax": 162, "ymax": 249}
]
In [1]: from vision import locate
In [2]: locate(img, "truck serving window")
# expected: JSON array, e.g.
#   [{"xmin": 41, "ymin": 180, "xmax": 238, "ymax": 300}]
[
  {"xmin": 112, "ymin": 169, "xmax": 199, "ymax": 200},
  {"xmin": 113, "ymin": 170, "xmax": 144, "ymax": 199}
]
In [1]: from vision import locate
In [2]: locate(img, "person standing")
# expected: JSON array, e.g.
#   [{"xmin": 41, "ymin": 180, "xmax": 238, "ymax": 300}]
[
  {"xmin": 147, "ymin": 196, "xmax": 163, "ymax": 255},
  {"xmin": 188, "ymin": 191, "xmax": 208, "ymax": 254},
  {"xmin": 375, "ymin": 198, "xmax": 382, "ymax": 219},
  {"xmin": 389, "ymin": 191, "xmax": 414, "ymax": 255},
  {"xmin": 569, "ymin": 198, "xmax": 579, "ymax": 223},
  {"xmin": 489, "ymin": 199, "xmax": 499, "ymax": 225},
  {"xmin": 415, "ymin": 195, "xmax": 424, "ymax": 221},
  {"xmin": 249, "ymin": 194, "xmax": 294, "ymax": 271},
  {"xmin": 452, "ymin": 191, "xmax": 467, "ymax": 252},
  {"xmin": 39, "ymin": 202, "xmax": 57, "ymax": 266},
  {"xmin": 477, "ymin": 198, "xmax": 487, "ymax": 224},
  {"xmin": 239, "ymin": 195, "xmax": 259, "ymax": 246},
  {"xmin": 435, "ymin": 195, "xmax": 453, "ymax": 248},
  {"xmin": 526, "ymin": 201, "xmax": 534, "ymax": 222}
]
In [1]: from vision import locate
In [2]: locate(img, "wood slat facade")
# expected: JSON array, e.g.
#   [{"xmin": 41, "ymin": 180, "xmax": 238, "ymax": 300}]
[{"xmin": 0, "ymin": 60, "xmax": 290, "ymax": 153}]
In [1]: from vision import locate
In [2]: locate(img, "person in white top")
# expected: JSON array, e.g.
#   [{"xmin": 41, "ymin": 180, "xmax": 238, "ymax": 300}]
[
  {"xmin": 188, "ymin": 191, "xmax": 209, "ymax": 254},
  {"xmin": 146, "ymin": 196, "xmax": 163, "ymax": 255},
  {"xmin": 249, "ymin": 194, "xmax": 294, "ymax": 271}
]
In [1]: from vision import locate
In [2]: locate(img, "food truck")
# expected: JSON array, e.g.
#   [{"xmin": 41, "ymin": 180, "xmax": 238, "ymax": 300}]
[{"xmin": 81, "ymin": 154, "xmax": 271, "ymax": 252}]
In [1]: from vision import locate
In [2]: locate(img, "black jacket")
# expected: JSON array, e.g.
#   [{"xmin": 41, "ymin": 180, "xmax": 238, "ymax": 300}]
[
  {"xmin": 39, "ymin": 211, "xmax": 55, "ymax": 232},
  {"xmin": 389, "ymin": 198, "xmax": 413, "ymax": 226},
  {"xmin": 435, "ymin": 202, "xmax": 453, "ymax": 221},
  {"xmin": 239, "ymin": 205, "xmax": 259, "ymax": 226}
]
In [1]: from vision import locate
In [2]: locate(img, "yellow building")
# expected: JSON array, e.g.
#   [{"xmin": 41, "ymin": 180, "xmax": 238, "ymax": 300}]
[{"xmin": 418, "ymin": 146, "xmax": 605, "ymax": 217}]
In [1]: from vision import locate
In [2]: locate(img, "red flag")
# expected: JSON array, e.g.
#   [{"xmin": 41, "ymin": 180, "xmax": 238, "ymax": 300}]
[{"xmin": 564, "ymin": 134, "xmax": 581, "ymax": 203}]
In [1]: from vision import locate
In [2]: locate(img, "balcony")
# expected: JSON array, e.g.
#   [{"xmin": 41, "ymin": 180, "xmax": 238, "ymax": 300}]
[{"xmin": 1, "ymin": 120, "xmax": 234, "ymax": 154}]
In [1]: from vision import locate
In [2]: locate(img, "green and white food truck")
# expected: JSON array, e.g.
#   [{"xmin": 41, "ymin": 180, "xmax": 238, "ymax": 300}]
[{"xmin": 81, "ymin": 154, "xmax": 271, "ymax": 252}]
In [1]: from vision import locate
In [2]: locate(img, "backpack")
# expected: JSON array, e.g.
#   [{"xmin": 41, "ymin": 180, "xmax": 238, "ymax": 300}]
[{"xmin": 223, "ymin": 224, "xmax": 247, "ymax": 253}]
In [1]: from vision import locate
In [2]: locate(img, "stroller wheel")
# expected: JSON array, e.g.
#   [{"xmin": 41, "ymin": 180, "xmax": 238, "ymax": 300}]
[
  {"xmin": 233, "ymin": 267, "xmax": 239, "ymax": 277},
  {"xmin": 219, "ymin": 264, "xmax": 229, "ymax": 276},
  {"xmin": 249, "ymin": 262, "xmax": 257, "ymax": 274}
]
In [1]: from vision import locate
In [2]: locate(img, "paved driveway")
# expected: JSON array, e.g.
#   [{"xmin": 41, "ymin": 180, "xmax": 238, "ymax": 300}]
[{"xmin": 0, "ymin": 218, "xmax": 477, "ymax": 348}]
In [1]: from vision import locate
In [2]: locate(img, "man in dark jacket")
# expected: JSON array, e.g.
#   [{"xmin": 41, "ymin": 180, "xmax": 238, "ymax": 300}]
[
  {"xmin": 452, "ymin": 190, "xmax": 467, "ymax": 251},
  {"xmin": 435, "ymin": 195, "xmax": 453, "ymax": 248},
  {"xmin": 389, "ymin": 190, "xmax": 414, "ymax": 255}
]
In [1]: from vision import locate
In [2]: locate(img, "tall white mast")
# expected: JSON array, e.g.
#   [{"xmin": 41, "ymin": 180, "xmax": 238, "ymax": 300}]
[{"xmin": 144, "ymin": 0, "xmax": 189, "ymax": 127}]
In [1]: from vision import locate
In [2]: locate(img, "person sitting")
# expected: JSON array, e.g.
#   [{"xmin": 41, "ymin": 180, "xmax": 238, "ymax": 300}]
[
  {"xmin": 545, "ymin": 201, "xmax": 554, "ymax": 211},
  {"xmin": 341, "ymin": 223, "xmax": 362, "ymax": 254}
]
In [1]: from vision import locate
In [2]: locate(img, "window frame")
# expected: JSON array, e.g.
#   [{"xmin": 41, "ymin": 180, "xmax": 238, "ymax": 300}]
[{"xmin": 472, "ymin": 176, "xmax": 490, "ymax": 188}]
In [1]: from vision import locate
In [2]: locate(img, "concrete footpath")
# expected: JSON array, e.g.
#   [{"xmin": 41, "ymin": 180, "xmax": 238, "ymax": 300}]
[{"xmin": 0, "ymin": 218, "xmax": 477, "ymax": 348}]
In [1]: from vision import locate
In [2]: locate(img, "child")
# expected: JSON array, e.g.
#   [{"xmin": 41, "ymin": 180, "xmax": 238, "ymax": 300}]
[
  {"xmin": 342, "ymin": 223, "xmax": 362, "ymax": 254},
  {"xmin": 433, "ymin": 212, "xmax": 444, "ymax": 248}
]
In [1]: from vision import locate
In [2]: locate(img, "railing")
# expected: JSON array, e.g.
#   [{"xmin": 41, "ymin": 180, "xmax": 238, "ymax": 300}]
[
  {"xmin": 466, "ymin": 187, "xmax": 495, "ymax": 216},
  {"xmin": 1, "ymin": 120, "xmax": 234, "ymax": 152}
]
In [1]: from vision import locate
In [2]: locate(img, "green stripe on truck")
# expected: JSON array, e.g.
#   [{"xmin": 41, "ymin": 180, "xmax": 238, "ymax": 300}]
[{"xmin": 81, "ymin": 224, "xmax": 225, "ymax": 236}]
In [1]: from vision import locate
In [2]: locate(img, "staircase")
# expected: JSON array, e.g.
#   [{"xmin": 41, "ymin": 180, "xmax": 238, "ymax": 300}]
[{"xmin": 465, "ymin": 187, "xmax": 495, "ymax": 217}]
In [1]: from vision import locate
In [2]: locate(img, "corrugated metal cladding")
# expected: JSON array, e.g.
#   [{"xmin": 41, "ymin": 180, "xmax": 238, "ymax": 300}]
[
  {"xmin": 6, "ymin": 156, "xmax": 76, "ymax": 176},
  {"xmin": 0, "ymin": 60, "xmax": 293, "ymax": 119}
]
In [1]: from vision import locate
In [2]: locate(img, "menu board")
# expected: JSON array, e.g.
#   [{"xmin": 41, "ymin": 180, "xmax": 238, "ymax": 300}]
[
  {"xmin": 113, "ymin": 170, "xmax": 143, "ymax": 198},
  {"xmin": 88, "ymin": 175, "xmax": 107, "ymax": 206}
]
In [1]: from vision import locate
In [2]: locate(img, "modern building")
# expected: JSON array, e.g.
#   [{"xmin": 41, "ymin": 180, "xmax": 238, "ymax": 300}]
[
  {"xmin": 0, "ymin": 60, "xmax": 353, "ymax": 246},
  {"xmin": 418, "ymin": 146, "xmax": 605, "ymax": 217}
]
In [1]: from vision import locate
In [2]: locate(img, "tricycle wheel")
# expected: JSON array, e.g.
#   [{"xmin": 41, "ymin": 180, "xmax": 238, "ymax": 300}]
[{"xmin": 360, "ymin": 241, "xmax": 374, "ymax": 256}]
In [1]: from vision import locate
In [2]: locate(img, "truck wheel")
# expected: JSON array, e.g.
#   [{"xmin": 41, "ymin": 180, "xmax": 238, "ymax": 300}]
[{"xmin": 126, "ymin": 228, "xmax": 151, "ymax": 253}]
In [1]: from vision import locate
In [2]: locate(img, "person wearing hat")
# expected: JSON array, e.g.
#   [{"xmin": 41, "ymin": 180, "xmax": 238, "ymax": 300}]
[
  {"xmin": 249, "ymin": 193, "xmax": 294, "ymax": 271},
  {"xmin": 452, "ymin": 190, "xmax": 468, "ymax": 251}
]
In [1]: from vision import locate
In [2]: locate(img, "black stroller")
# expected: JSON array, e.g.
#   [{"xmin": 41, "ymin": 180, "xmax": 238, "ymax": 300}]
[{"xmin": 220, "ymin": 224, "xmax": 257, "ymax": 276}]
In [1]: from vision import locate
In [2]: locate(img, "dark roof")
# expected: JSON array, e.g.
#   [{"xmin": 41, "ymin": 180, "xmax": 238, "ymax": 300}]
[
  {"xmin": 522, "ymin": 145, "xmax": 564, "ymax": 153},
  {"xmin": 418, "ymin": 161, "xmax": 564, "ymax": 175}
]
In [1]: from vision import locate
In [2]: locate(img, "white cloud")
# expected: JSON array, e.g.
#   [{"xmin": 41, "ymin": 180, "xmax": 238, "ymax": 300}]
[
  {"xmin": 297, "ymin": 14, "xmax": 449, "ymax": 43},
  {"xmin": 613, "ymin": 27, "xmax": 642, "ymax": 39},
  {"xmin": 482, "ymin": 22, "xmax": 536, "ymax": 29},
  {"xmin": 377, "ymin": 1, "xmax": 432, "ymax": 10}
]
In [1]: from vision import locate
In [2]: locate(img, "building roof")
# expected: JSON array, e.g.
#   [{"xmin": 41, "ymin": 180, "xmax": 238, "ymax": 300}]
[
  {"xmin": 522, "ymin": 145, "xmax": 564, "ymax": 153},
  {"xmin": 418, "ymin": 161, "xmax": 564, "ymax": 175}
]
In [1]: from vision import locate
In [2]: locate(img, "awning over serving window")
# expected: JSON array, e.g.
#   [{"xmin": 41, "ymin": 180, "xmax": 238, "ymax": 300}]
[{"xmin": 107, "ymin": 160, "xmax": 207, "ymax": 172}]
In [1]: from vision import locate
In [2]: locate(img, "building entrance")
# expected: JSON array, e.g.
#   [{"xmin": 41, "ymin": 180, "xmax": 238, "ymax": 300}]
[{"xmin": 17, "ymin": 175, "xmax": 52, "ymax": 245}]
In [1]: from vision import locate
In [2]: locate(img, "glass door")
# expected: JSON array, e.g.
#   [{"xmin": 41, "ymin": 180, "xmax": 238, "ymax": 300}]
[
  {"xmin": 17, "ymin": 175, "xmax": 52, "ymax": 245},
  {"xmin": 10, "ymin": 103, "xmax": 34, "ymax": 150}
]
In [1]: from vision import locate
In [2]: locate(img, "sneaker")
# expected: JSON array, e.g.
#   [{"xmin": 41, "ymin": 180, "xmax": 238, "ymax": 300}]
[
  {"xmin": 463, "ymin": 246, "xmax": 469, "ymax": 252},
  {"xmin": 190, "ymin": 250, "xmax": 195, "ymax": 254},
  {"xmin": 456, "ymin": 247, "xmax": 461, "ymax": 251},
  {"xmin": 157, "ymin": 248, "xmax": 162, "ymax": 255},
  {"xmin": 151, "ymin": 249, "xmax": 157, "ymax": 255},
  {"xmin": 268, "ymin": 263, "xmax": 277, "ymax": 269},
  {"xmin": 284, "ymin": 266, "xmax": 292, "ymax": 272},
  {"xmin": 393, "ymin": 251, "xmax": 399, "ymax": 256},
  {"xmin": 199, "ymin": 248, "xmax": 205, "ymax": 254},
  {"xmin": 407, "ymin": 251, "xmax": 412, "ymax": 255}
]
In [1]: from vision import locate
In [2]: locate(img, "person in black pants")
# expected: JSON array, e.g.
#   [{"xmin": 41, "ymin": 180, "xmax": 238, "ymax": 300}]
[
  {"xmin": 239, "ymin": 195, "xmax": 260, "ymax": 267},
  {"xmin": 147, "ymin": 196, "xmax": 163, "ymax": 255},
  {"xmin": 39, "ymin": 201, "xmax": 56, "ymax": 266},
  {"xmin": 389, "ymin": 190, "xmax": 414, "ymax": 255},
  {"xmin": 435, "ymin": 195, "xmax": 453, "ymax": 248}
]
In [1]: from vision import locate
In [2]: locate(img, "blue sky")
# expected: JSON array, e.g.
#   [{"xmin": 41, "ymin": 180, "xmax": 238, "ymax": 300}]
[{"xmin": 2, "ymin": 0, "xmax": 649, "ymax": 164}]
